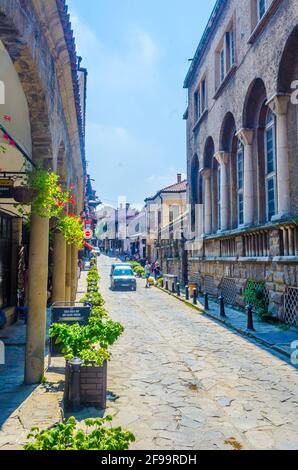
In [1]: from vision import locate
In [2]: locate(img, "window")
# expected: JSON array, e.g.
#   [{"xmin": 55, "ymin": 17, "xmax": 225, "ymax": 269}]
[
  {"xmin": 225, "ymin": 30, "xmax": 235, "ymax": 70},
  {"xmin": 216, "ymin": 22, "xmax": 236, "ymax": 88},
  {"xmin": 265, "ymin": 109, "xmax": 277, "ymax": 220},
  {"xmin": 258, "ymin": 0, "xmax": 267, "ymax": 21},
  {"xmin": 220, "ymin": 48, "xmax": 225, "ymax": 83},
  {"xmin": 217, "ymin": 167, "xmax": 221, "ymax": 230},
  {"xmin": 237, "ymin": 142, "xmax": 244, "ymax": 226},
  {"xmin": 194, "ymin": 77, "xmax": 207, "ymax": 120}
]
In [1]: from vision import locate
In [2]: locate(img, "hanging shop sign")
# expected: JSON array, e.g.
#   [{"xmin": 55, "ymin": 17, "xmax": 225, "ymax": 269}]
[{"xmin": 0, "ymin": 178, "xmax": 14, "ymax": 198}]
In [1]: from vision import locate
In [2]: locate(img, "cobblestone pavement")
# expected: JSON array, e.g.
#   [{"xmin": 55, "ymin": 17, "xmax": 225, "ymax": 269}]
[
  {"xmin": 99, "ymin": 256, "xmax": 298, "ymax": 450},
  {"xmin": 0, "ymin": 314, "xmax": 64, "ymax": 450}
]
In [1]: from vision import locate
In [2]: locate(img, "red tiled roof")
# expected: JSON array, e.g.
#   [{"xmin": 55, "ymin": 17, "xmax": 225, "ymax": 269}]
[
  {"xmin": 161, "ymin": 180, "xmax": 187, "ymax": 193},
  {"xmin": 145, "ymin": 179, "xmax": 187, "ymax": 202}
]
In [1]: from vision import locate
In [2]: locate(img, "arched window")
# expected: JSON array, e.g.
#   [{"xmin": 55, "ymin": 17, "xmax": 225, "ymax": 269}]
[
  {"xmin": 237, "ymin": 141, "xmax": 244, "ymax": 226},
  {"xmin": 217, "ymin": 166, "xmax": 221, "ymax": 231},
  {"xmin": 265, "ymin": 109, "xmax": 277, "ymax": 221}
]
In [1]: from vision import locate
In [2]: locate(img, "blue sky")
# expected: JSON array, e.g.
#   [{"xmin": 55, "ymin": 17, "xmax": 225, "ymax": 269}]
[{"xmin": 68, "ymin": 0, "xmax": 215, "ymax": 207}]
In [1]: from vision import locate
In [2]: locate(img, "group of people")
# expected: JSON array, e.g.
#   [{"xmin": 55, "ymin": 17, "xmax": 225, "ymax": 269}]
[{"xmin": 144, "ymin": 260, "xmax": 161, "ymax": 288}]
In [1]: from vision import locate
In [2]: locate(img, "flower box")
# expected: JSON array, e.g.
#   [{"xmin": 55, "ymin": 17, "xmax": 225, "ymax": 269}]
[{"xmin": 64, "ymin": 360, "xmax": 107, "ymax": 410}]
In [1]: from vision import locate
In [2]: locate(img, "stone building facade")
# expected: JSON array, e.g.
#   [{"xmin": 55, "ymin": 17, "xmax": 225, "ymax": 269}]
[
  {"xmin": 184, "ymin": 0, "xmax": 298, "ymax": 325},
  {"xmin": 145, "ymin": 175, "xmax": 187, "ymax": 281},
  {"xmin": 0, "ymin": 0, "xmax": 86, "ymax": 382}
]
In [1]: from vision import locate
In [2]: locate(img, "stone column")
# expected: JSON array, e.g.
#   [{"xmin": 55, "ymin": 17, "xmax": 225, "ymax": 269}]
[
  {"xmin": 52, "ymin": 231, "xmax": 67, "ymax": 303},
  {"xmin": 200, "ymin": 168, "xmax": 212, "ymax": 235},
  {"xmin": 65, "ymin": 244, "xmax": 72, "ymax": 302},
  {"xmin": 267, "ymin": 94, "xmax": 290, "ymax": 219},
  {"xmin": 236, "ymin": 128, "xmax": 254, "ymax": 226},
  {"xmin": 10, "ymin": 219, "xmax": 22, "ymax": 306},
  {"xmin": 215, "ymin": 151, "xmax": 229, "ymax": 231},
  {"xmin": 71, "ymin": 245, "xmax": 78, "ymax": 301},
  {"xmin": 25, "ymin": 215, "xmax": 49, "ymax": 384}
]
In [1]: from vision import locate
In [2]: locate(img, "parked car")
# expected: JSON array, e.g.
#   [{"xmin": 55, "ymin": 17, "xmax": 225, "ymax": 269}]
[
  {"xmin": 110, "ymin": 263, "xmax": 131, "ymax": 277},
  {"xmin": 111, "ymin": 266, "xmax": 137, "ymax": 291}
]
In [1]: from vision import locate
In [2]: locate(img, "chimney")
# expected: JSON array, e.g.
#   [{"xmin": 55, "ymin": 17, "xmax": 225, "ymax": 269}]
[{"xmin": 177, "ymin": 173, "xmax": 182, "ymax": 184}]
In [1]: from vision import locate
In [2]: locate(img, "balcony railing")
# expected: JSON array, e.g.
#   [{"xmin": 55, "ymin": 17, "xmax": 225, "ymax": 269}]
[
  {"xmin": 243, "ymin": 230, "xmax": 269, "ymax": 258},
  {"xmin": 280, "ymin": 224, "xmax": 298, "ymax": 256}
]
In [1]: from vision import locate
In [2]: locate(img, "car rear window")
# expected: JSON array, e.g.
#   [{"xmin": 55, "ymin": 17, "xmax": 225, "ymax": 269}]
[{"xmin": 113, "ymin": 268, "xmax": 134, "ymax": 276}]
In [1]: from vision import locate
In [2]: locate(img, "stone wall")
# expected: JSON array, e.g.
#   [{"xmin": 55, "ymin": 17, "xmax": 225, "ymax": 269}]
[{"xmin": 0, "ymin": 0, "xmax": 85, "ymax": 195}]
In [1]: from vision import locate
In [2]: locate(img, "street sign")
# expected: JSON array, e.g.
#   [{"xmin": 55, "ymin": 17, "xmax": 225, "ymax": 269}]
[
  {"xmin": 84, "ymin": 228, "xmax": 93, "ymax": 240},
  {"xmin": 50, "ymin": 305, "xmax": 91, "ymax": 357},
  {"xmin": 0, "ymin": 178, "xmax": 13, "ymax": 198}
]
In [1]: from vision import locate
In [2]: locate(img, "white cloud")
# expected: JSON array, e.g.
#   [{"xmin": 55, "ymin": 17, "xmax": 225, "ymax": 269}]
[{"xmin": 69, "ymin": 7, "xmax": 160, "ymax": 92}]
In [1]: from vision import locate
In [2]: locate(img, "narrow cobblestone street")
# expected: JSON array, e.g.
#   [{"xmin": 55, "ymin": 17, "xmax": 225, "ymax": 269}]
[{"xmin": 97, "ymin": 256, "xmax": 298, "ymax": 451}]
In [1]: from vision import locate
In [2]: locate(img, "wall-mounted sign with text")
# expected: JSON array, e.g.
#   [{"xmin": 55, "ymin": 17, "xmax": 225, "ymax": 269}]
[{"xmin": 0, "ymin": 178, "xmax": 13, "ymax": 198}]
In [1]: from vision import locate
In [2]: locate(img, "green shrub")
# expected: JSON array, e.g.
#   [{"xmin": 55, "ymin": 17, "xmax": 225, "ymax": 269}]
[
  {"xmin": 24, "ymin": 416, "xmax": 135, "ymax": 450},
  {"xmin": 133, "ymin": 266, "xmax": 144, "ymax": 277},
  {"xmin": 157, "ymin": 277, "xmax": 164, "ymax": 287},
  {"xmin": 49, "ymin": 317, "xmax": 124, "ymax": 366},
  {"xmin": 81, "ymin": 291, "xmax": 105, "ymax": 307},
  {"xmin": 243, "ymin": 280, "xmax": 270, "ymax": 321},
  {"xmin": 130, "ymin": 261, "xmax": 142, "ymax": 270},
  {"xmin": 91, "ymin": 306, "xmax": 108, "ymax": 320}
]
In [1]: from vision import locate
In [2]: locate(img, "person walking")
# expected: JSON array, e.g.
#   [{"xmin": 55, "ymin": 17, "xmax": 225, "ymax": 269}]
[
  {"xmin": 144, "ymin": 261, "xmax": 151, "ymax": 288},
  {"xmin": 154, "ymin": 261, "xmax": 161, "ymax": 280}
]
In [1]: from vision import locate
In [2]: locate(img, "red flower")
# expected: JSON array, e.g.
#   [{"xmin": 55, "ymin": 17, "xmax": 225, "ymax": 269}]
[
  {"xmin": 3, "ymin": 115, "xmax": 11, "ymax": 122},
  {"xmin": 69, "ymin": 194, "xmax": 76, "ymax": 206},
  {"xmin": 56, "ymin": 200, "xmax": 66, "ymax": 208},
  {"xmin": 3, "ymin": 133, "xmax": 9, "ymax": 140},
  {"xmin": 8, "ymin": 139, "xmax": 15, "ymax": 146},
  {"xmin": 67, "ymin": 212, "xmax": 76, "ymax": 218}
]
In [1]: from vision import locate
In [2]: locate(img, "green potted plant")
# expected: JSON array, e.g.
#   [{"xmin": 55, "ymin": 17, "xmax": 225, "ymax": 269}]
[
  {"xmin": 50, "ymin": 317, "xmax": 123, "ymax": 409},
  {"xmin": 24, "ymin": 416, "xmax": 135, "ymax": 450},
  {"xmin": 13, "ymin": 168, "xmax": 70, "ymax": 218}
]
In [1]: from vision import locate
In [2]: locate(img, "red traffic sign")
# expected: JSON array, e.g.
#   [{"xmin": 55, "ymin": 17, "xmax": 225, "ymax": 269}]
[{"xmin": 84, "ymin": 229, "xmax": 93, "ymax": 240}]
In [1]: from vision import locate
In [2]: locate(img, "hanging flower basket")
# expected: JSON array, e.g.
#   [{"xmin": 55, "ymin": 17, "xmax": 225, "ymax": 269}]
[
  {"xmin": 13, "ymin": 186, "xmax": 38, "ymax": 204},
  {"xmin": 57, "ymin": 213, "xmax": 84, "ymax": 248}
]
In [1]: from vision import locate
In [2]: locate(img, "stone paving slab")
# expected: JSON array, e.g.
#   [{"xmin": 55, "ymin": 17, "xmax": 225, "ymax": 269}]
[
  {"xmin": 97, "ymin": 256, "xmax": 298, "ymax": 450},
  {"xmin": 158, "ymin": 287, "xmax": 298, "ymax": 364}
]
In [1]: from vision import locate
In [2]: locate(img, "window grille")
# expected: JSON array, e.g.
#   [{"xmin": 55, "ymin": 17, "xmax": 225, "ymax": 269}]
[
  {"xmin": 284, "ymin": 287, "xmax": 298, "ymax": 327},
  {"xmin": 219, "ymin": 278, "xmax": 238, "ymax": 305}
]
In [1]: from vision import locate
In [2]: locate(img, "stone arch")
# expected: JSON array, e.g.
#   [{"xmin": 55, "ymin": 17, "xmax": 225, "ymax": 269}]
[
  {"xmin": 243, "ymin": 78, "xmax": 267, "ymax": 129},
  {"xmin": 190, "ymin": 154, "xmax": 200, "ymax": 204},
  {"xmin": 190, "ymin": 154, "xmax": 201, "ymax": 232},
  {"xmin": 202, "ymin": 137, "xmax": 219, "ymax": 232},
  {"xmin": 242, "ymin": 78, "xmax": 271, "ymax": 224},
  {"xmin": 277, "ymin": 26, "xmax": 298, "ymax": 216},
  {"xmin": 203, "ymin": 136, "xmax": 215, "ymax": 169},
  {"xmin": 277, "ymin": 25, "xmax": 298, "ymax": 93},
  {"xmin": 0, "ymin": 11, "xmax": 53, "ymax": 165},
  {"xmin": 220, "ymin": 112, "xmax": 236, "ymax": 152},
  {"xmin": 220, "ymin": 112, "xmax": 238, "ymax": 229}
]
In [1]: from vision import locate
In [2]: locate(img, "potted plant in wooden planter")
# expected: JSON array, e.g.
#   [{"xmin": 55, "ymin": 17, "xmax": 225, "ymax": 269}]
[{"xmin": 49, "ymin": 316, "xmax": 124, "ymax": 409}]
